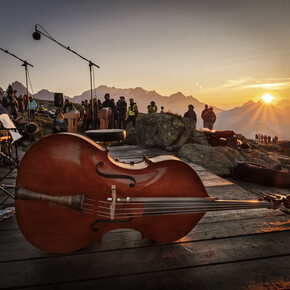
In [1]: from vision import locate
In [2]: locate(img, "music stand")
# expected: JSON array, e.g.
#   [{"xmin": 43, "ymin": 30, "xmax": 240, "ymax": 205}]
[{"xmin": 0, "ymin": 114, "xmax": 22, "ymax": 206}]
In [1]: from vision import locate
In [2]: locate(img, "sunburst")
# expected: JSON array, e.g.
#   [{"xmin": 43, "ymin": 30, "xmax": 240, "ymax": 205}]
[{"xmin": 261, "ymin": 94, "xmax": 275, "ymax": 103}]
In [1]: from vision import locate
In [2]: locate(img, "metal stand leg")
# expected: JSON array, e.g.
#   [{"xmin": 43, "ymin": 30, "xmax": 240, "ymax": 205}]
[{"xmin": 0, "ymin": 142, "xmax": 19, "ymax": 206}]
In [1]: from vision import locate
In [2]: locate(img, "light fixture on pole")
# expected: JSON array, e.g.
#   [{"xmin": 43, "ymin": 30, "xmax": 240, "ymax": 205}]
[
  {"xmin": 32, "ymin": 24, "xmax": 100, "ymax": 128},
  {"xmin": 0, "ymin": 48, "xmax": 33, "ymax": 122}
]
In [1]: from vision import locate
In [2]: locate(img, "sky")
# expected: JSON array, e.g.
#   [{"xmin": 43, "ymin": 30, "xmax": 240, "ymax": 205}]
[{"xmin": 1, "ymin": 0, "xmax": 290, "ymax": 109}]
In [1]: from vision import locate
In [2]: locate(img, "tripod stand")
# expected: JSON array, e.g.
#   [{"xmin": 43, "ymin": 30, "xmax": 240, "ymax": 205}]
[{"xmin": 0, "ymin": 129, "xmax": 21, "ymax": 207}]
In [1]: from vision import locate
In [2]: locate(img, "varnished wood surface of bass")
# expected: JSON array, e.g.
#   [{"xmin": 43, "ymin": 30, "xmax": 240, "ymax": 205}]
[{"xmin": 15, "ymin": 133, "xmax": 207, "ymax": 253}]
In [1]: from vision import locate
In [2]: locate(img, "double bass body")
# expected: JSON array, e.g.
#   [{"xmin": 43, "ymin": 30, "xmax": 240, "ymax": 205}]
[{"xmin": 15, "ymin": 133, "xmax": 208, "ymax": 253}]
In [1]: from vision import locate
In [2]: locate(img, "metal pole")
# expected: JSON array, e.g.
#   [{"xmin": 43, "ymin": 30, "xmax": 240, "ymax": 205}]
[
  {"xmin": 89, "ymin": 62, "xmax": 94, "ymax": 129},
  {"xmin": 23, "ymin": 62, "xmax": 31, "ymax": 123}
]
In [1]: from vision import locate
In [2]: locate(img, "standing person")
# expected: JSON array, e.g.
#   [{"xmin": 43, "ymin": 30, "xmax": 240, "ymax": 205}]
[
  {"xmin": 147, "ymin": 101, "xmax": 157, "ymax": 114},
  {"xmin": 28, "ymin": 97, "xmax": 37, "ymax": 120},
  {"xmin": 264, "ymin": 135, "xmax": 268, "ymax": 143},
  {"xmin": 102, "ymin": 93, "xmax": 116, "ymax": 129},
  {"xmin": 116, "ymin": 96, "xmax": 127, "ymax": 129},
  {"xmin": 82, "ymin": 100, "xmax": 89, "ymax": 129},
  {"xmin": 62, "ymin": 99, "xmax": 76, "ymax": 113},
  {"xmin": 85, "ymin": 99, "xmax": 93, "ymax": 130},
  {"xmin": 23, "ymin": 94, "xmax": 29, "ymax": 111},
  {"xmin": 267, "ymin": 135, "xmax": 271, "ymax": 143},
  {"xmin": 204, "ymin": 107, "xmax": 216, "ymax": 130},
  {"xmin": 93, "ymin": 98, "xmax": 100, "ymax": 129},
  {"xmin": 161, "ymin": 106, "xmax": 164, "ymax": 113},
  {"xmin": 201, "ymin": 104, "xmax": 209, "ymax": 128},
  {"xmin": 124, "ymin": 98, "xmax": 138, "ymax": 129},
  {"xmin": 2, "ymin": 84, "xmax": 19, "ymax": 119},
  {"xmin": 17, "ymin": 95, "xmax": 24, "ymax": 114},
  {"xmin": 184, "ymin": 105, "xmax": 197, "ymax": 124}
]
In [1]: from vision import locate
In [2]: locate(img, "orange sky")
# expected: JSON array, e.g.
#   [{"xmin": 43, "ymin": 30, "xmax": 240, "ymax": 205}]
[{"xmin": 1, "ymin": 0, "xmax": 290, "ymax": 109}]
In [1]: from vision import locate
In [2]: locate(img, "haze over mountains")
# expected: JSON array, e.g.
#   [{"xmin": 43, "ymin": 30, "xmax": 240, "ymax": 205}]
[{"xmin": 1, "ymin": 81, "xmax": 289, "ymax": 140}]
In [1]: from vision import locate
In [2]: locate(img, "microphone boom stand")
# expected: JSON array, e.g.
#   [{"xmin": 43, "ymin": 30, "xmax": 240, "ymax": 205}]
[
  {"xmin": 0, "ymin": 48, "xmax": 33, "ymax": 123},
  {"xmin": 0, "ymin": 49, "xmax": 33, "ymax": 204},
  {"xmin": 32, "ymin": 24, "xmax": 100, "ymax": 129}
]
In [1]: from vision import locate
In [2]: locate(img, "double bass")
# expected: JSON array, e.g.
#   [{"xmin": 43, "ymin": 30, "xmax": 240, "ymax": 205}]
[{"xmin": 15, "ymin": 133, "xmax": 290, "ymax": 253}]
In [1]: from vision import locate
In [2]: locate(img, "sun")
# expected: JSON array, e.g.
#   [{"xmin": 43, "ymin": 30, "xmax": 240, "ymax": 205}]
[{"xmin": 261, "ymin": 94, "xmax": 275, "ymax": 103}]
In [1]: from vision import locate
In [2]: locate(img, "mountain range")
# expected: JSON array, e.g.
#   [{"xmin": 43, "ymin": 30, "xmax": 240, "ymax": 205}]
[{"xmin": 1, "ymin": 81, "xmax": 289, "ymax": 140}]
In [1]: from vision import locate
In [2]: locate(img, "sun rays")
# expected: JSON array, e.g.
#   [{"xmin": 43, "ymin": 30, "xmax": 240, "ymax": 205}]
[{"xmin": 261, "ymin": 94, "xmax": 276, "ymax": 103}]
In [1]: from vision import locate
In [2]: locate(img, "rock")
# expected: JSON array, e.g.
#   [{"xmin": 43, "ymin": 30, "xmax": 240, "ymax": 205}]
[
  {"xmin": 178, "ymin": 144, "xmax": 235, "ymax": 176},
  {"xmin": 240, "ymin": 149, "xmax": 280, "ymax": 168},
  {"xmin": 278, "ymin": 141, "xmax": 290, "ymax": 149},
  {"xmin": 134, "ymin": 113, "xmax": 185, "ymax": 147},
  {"xmin": 215, "ymin": 147, "xmax": 247, "ymax": 162},
  {"xmin": 188, "ymin": 129, "xmax": 209, "ymax": 146}
]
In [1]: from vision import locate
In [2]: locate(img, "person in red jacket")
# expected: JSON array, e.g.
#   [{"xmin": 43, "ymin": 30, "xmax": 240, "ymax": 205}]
[
  {"xmin": 204, "ymin": 107, "xmax": 216, "ymax": 130},
  {"xmin": 201, "ymin": 104, "xmax": 209, "ymax": 128}
]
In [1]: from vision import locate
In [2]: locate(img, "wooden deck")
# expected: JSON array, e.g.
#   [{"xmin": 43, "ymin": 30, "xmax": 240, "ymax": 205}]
[{"xmin": 0, "ymin": 145, "xmax": 289, "ymax": 289}]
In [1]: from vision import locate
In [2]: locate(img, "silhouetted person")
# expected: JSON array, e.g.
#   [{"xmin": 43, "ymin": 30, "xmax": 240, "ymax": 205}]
[
  {"xmin": 264, "ymin": 135, "xmax": 268, "ymax": 143},
  {"xmin": 204, "ymin": 107, "xmax": 216, "ymax": 130},
  {"xmin": 161, "ymin": 106, "xmax": 164, "ymax": 113},
  {"xmin": 147, "ymin": 101, "xmax": 157, "ymax": 114},
  {"xmin": 125, "ymin": 98, "xmax": 138, "ymax": 129},
  {"xmin": 102, "ymin": 93, "xmax": 116, "ymax": 129},
  {"xmin": 184, "ymin": 104, "xmax": 197, "ymax": 123},
  {"xmin": 62, "ymin": 99, "xmax": 76, "ymax": 114},
  {"xmin": 116, "ymin": 96, "xmax": 127, "ymax": 129},
  {"xmin": 2, "ymin": 84, "xmax": 19, "ymax": 119},
  {"xmin": 201, "ymin": 104, "xmax": 209, "ymax": 128}
]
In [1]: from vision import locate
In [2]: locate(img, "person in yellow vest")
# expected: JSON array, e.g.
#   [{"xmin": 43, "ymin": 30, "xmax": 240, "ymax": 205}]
[
  {"xmin": 124, "ymin": 98, "xmax": 138, "ymax": 129},
  {"xmin": 147, "ymin": 101, "xmax": 157, "ymax": 114}
]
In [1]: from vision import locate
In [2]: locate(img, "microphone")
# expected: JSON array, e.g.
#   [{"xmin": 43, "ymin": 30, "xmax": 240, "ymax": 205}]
[{"xmin": 32, "ymin": 25, "xmax": 41, "ymax": 40}]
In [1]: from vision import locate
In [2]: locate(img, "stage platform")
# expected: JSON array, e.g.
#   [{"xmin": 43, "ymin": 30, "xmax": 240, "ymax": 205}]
[{"xmin": 0, "ymin": 145, "xmax": 289, "ymax": 289}]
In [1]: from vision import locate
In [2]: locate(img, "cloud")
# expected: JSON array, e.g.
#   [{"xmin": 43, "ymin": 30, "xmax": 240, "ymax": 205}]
[
  {"xmin": 204, "ymin": 77, "xmax": 290, "ymax": 92},
  {"xmin": 194, "ymin": 82, "xmax": 203, "ymax": 89}
]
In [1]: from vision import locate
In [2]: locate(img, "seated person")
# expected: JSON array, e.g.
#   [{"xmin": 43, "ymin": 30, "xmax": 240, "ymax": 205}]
[
  {"xmin": 14, "ymin": 115, "xmax": 38, "ymax": 142},
  {"xmin": 52, "ymin": 113, "xmax": 67, "ymax": 133}
]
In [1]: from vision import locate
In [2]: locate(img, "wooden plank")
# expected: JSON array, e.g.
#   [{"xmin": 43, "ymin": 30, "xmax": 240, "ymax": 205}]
[
  {"xmin": 1, "ymin": 212, "xmax": 289, "ymax": 263},
  {"xmin": 0, "ymin": 231, "xmax": 289, "ymax": 289},
  {"xmin": 21, "ymin": 255, "xmax": 290, "ymax": 290},
  {"xmin": 0, "ymin": 200, "xmax": 289, "ymax": 261}
]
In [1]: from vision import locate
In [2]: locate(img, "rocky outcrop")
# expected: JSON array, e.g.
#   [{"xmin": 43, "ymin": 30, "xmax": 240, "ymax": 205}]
[
  {"xmin": 130, "ymin": 112, "xmax": 289, "ymax": 177},
  {"xmin": 134, "ymin": 113, "xmax": 186, "ymax": 147},
  {"xmin": 178, "ymin": 143, "xmax": 281, "ymax": 177},
  {"xmin": 178, "ymin": 144, "xmax": 235, "ymax": 176}
]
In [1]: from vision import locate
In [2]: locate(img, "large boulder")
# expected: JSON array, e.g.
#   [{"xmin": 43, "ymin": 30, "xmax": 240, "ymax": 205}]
[{"xmin": 134, "ymin": 113, "xmax": 185, "ymax": 147}]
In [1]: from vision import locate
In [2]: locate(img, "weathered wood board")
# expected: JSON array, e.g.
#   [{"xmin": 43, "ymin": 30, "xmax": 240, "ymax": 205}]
[{"xmin": 0, "ymin": 145, "xmax": 289, "ymax": 289}]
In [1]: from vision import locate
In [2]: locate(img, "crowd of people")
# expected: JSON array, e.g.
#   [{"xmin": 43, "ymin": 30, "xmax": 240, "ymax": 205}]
[
  {"xmin": 65, "ymin": 96, "xmax": 218, "ymax": 132},
  {"xmin": 0, "ymin": 85, "xmax": 39, "ymax": 141},
  {"xmin": 255, "ymin": 133, "xmax": 278, "ymax": 143},
  {"xmin": 0, "ymin": 85, "xmax": 39, "ymax": 120},
  {"xmin": 78, "ymin": 94, "xmax": 138, "ymax": 130},
  {"xmin": 0, "ymin": 84, "xmax": 218, "ymax": 138}
]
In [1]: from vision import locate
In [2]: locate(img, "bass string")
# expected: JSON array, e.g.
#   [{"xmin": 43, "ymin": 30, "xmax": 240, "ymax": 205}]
[
  {"xmin": 95, "ymin": 204, "xmax": 272, "ymax": 219},
  {"xmin": 90, "ymin": 203, "xmax": 272, "ymax": 217}
]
